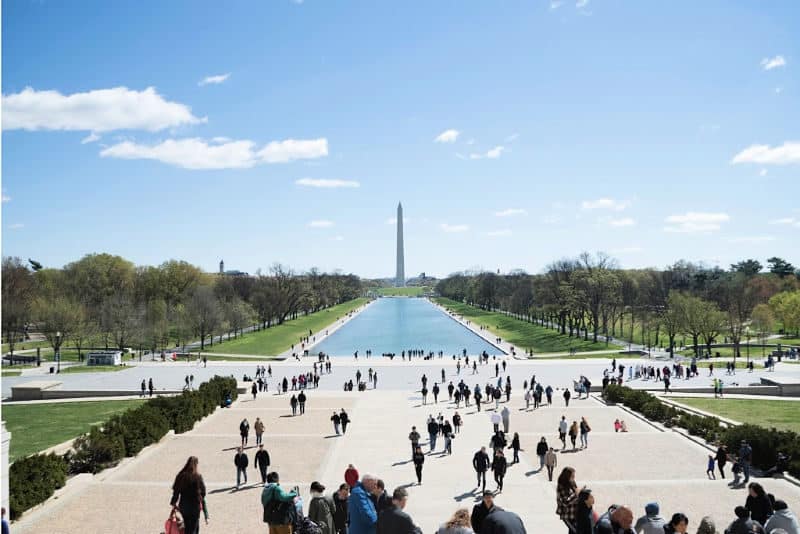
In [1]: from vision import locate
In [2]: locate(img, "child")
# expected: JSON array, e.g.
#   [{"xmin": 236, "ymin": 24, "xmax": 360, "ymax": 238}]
[
  {"xmin": 706, "ymin": 455, "xmax": 716, "ymax": 479},
  {"xmin": 614, "ymin": 419, "xmax": 621, "ymax": 433},
  {"xmin": 730, "ymin": 460, "xmax": 742, "ymax": 486},
  {"xmin": 620, "ymin": 420, "xmax": 628, "ymax": 433}
]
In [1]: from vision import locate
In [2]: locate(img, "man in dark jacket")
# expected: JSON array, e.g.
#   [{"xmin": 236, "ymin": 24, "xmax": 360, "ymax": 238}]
[
  {"xmin": 255, "ymin": 443, "xmax": 270, "ymax": 484},
  {"xmin": 234, "ymin": 447, "xmax": 249, "ymax": 489},
  {"xmin": 332, "ymin": 483, "xmax": 350, "ymax": 534},
  {"xmin": 427, "ymin": 418, "xmax": 439, "ymax": 451},
  {"xmin": 480, "ymin": 508, "xmax": 526, "ymax": 534},
  {"xmin": 471, "ymin": 491, "xmax": 501, "ymax": 533},
  {"xmin": 473, "ymin": 447, "xmax": 490, "ymax": 492},
  {"xmin": 376, "ymin": 487, "xmax": 421, "ymax": 534},
  {"xmin": 371, "ymin": 480, "xmax": 393, "ymax": 515},
  {"xmin": 298, "ymin": 391, "xmax": 307, "ymax": 414}
]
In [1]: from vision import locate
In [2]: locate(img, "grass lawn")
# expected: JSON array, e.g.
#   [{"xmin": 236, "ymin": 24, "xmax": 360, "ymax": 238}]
[
  {"xmin": 669, "ymin": 398, "xmax": 800, "ymax": 433},
  {"xmin": 694, "ymin": 360, "xmax": 760, "ymax": 369},
  {"xmin": 777, "ymin": 337, "xmax": 800, "ymax": 346},
  {"xmin": 3, "ymin": 399, "xmax": 146, "ymax": 461},
  {"xmin": 1, "ymin": 370, "xmax": 22, "ymax": 377},
  {"xmin": 434, "ymin": 298, "xmax": 621, "ymax": 353},
  {"xmin": 59, "ymin": 365, "xmax": 128, "ymax": 374},
  {"xmin": 375, "ymin": 286, "xmax": 429, "ymax": 297},
  {"xmin": 197, "ymin": 298, "xmax": 369, "ymax": 355}
]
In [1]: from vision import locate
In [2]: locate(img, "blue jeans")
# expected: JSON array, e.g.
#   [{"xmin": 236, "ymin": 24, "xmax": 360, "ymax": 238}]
[
  {"xmin": 237, "ymin": 467, "xmax": 247, "ymax": 487},
  {"xmin": 430, "ymin": 434, "xmax": 437, "ymax": 451},
  {"xmin": 742, "ymin": 462, "xmax": 750, "ymax": 483}
]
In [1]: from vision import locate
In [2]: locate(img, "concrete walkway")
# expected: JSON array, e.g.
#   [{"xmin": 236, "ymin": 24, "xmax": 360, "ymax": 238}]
[{"xmin": 12, "ymin": 381, "xmax": 800, "ymax": 534}]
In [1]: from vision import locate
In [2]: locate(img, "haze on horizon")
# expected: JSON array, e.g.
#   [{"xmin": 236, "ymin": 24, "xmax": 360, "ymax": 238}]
[{"xmin": 2, "ymin": 1, "xmax": 798, "ymax": 279}]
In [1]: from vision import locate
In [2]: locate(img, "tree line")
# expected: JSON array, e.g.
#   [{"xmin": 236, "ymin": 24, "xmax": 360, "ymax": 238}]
[
  {"xmin": 436, "ymin": 253, "xmax": 800, "ymax": 358},
  {"xmin": 2, "ymin": 254, "xmax": 362, "ymax": 357}
]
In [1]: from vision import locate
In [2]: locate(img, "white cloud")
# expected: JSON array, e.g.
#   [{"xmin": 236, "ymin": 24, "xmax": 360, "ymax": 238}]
[
  {"xmin": 296, "ymin": 178, "xmax": 360, "ymax": 188},
  {"xmin": 100, "ymin": 137, "xmax": 328, "ymax": 169},
  {"xmin": 550, "ymin": 0, "xmax": 563, "ymax": 9},
  {"xmin": 761, "ymin": 55, "xmax": 786, "ymax": 70},
  {"xmin": 759, "ymin": 169, "xmax": 768, "ymax": 177},
  {"xmin": 581, "ymin": 197, "xmax": 629, "ymax": 211},
  {"xmin": 440, "ymin": 223, "xmax": 469, "ymax": 233},
  {"xmin": 576, "ymin": 0, "xmax": 589, "ymax": 8},
  {"xmin": 331, "ymin": 235, "xmax": 344, "ymax": 241},
  {"xmin": 212, "ymin": 136, "xmax": 231, "ymax": 143},
  {"xmin": 308, "ymin": 220, "xmax": 334, "ymax": 228},
  {"xmin": 769, "ymin": 217, "xmax": 796, "ymax": 225},
  {"xmin": 485, "ymin": 229, "xmax": 512, "ymax": 237},
  {"xmin": 606, "ymin": 217, "xmax": 636, "ymax": 227},
  {"xmin": 81, "ymin": 132, "xmax": 100, "ymax": 144},
  {"xmin": 731, "ymin": 141, "xmax": 800, "ymax": 165},
  {"xmin": 775, "ymin": 87, "xmax": 783, "ymax": 94},
  {"xmin": 9, "ymin": 223, "xmax": 24, "ymax": 230},
  {"xmin": 664, "ymin": 212, "xmax": 730, "ymax": 233},
  {"xmin": 2, "ymin": 86, "xmax": 204, "ymax": 132},
  {"xmin": 466, "ymin": 139, "xmax": 475, "ymax": 145},
  {"xmin": 2, "ymin": 193, "xmax": 11, "ymax": 203},
  {"xmin": 470, "ymin": 146, "xmax": 505, "ymax": 159},
  {"xmin": 434, "ymin": 129, "xmax": 460, "ymax": 143},
  {"xmin": 198, "ymin": 73, "xmax": 231, "ymax": 86},
  {"xmin": 727, "ymin": 236, "xmax": 776, "ymax": 244},
  {"xmin": 495, "ymin": 208, "xmax": 527, "ymax": 217},
  {"xmin": 541, "ymin": 214, "xmax": 562, "ymax": 225}
]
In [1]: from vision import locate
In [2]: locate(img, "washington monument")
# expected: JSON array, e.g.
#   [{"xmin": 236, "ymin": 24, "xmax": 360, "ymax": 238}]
[{"xmin": 396, "ymin": 202, "xmax": 405, "ymax": 287}]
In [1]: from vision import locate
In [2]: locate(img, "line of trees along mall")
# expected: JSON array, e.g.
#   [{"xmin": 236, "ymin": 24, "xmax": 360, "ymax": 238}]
[
  {"xmin": 436, "ymin": 253, "xmax": 800, "ymax": 358},
  {"xmin": 1, "ymin": 254, "xmax": 361, "ymax": 357}
]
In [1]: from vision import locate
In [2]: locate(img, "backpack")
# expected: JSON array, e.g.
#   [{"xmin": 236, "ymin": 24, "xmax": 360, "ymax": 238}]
[
  {"xmin": 264, "ymin": 496, "xmax": 292, "ymax": 524},
  {"xmin": 296, "ymin": 516, "xmax": 323, "ymax": 534}
]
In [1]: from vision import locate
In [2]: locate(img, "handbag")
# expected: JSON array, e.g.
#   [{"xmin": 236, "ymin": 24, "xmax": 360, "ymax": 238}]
[{"xmin": 165, "ymin": 508, "xmax": 185, "ymax": 534}]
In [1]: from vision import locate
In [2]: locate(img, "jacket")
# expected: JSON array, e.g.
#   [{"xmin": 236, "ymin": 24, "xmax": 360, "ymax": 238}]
[
  {"xmin": 491, "ymin": 456, "xmax": 507, "ymax": 476},
  {"xmin": 409, "ymin": 431, "xmax": 421, "ymax": 444},
  {"xmin": 413, "ymin": 452, "xmax": 425, "ymax": 467},
  {"xmin": 376, "ymin": 505, "xmax": 422, "ymax": 534},
  {"xmin": 594, "ymin": 508, "xmax": 634, "ymax": 534},
  {"xmin": 309, "ymin": 495, "xmax": 337, "ymax": 534},
  {"xmin": 745, "ymin": 494, "xmax": 773, "ymax": 525},
  {"xmin": 170, "ymin": 474, "xmax": 206, "ymax": 518},
  {"xmin": 348, "ymin": 482, "xmax": 378, "ymax": 534},
  {"xmin": 724, "ymin": 518, "xmax": 761, "ymax": 534},
  {"xmin": 255, "ymin": 449, "xmax": 270, "ymax": 470},
  {"xmin": 480, "ymin": 509, "xmax": 526, "ymax": 534},
  {"xmin": 234, "ymin": 452, "xmax": 249, "ymax": 469},
  {"xmin": 333, "ymin": 492, "xmax": 349, "ymax": 530},
  {"xmin": 471, "ymin": 503, "xmax": 501, "ymax": 533},
  {"xmin": 632, "ymin": 515, "xmax": 665, "ymax": 534},
  {"xmin": 254, "ymin": 420, "xmax": 265, "ymax": 434},
  {"xmin": 575, "ymin": 502, "xmax": 593, "ymax": 534},
  {"xmin": 535, "ymin": 442, "xmax": 548, "ymax": 456},
  {"xmin": 544, "ymin": 450, "xmax": 557, "ymax": 468},
  {"xmin": 261, "ymin": 483, "xmax": 298, "ymax": 525},
  {"xmin": 473, "ymin": 450, "xmax": 490, "ymax": 472},
  {"xmin": 764, "ymin": 509, "xmax": 799, "ymax": 534},
  {"xmin": 555, "ymin": 485, "xmax": 577, "ymax": 523}
]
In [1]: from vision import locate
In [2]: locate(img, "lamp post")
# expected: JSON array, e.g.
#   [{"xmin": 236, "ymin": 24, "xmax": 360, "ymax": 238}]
[{"xmin": 56, "ymin": 331, "xmax": 61, "ymax": 373}]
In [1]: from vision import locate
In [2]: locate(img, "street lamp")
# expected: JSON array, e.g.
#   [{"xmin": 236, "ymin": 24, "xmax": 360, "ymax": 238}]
[{"xmin": 56, "ymin": 331, "xmax": 61, "ymax": 373}]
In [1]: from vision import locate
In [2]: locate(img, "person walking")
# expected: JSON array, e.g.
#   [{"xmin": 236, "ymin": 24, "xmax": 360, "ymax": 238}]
[
  {"xmin": 240, "ymin": 418, "xmax": 250, "ymax": 448},
  {"xmin": 340, "ymin": 409, "xmax": 350, "ymax": 434},
  {"xmin": 536, "ymin": 437, "xmax": 548, "ymax": 470},
  {"xmin": 500, "ymin": 406, "xmax": 510, "ymax": 434},
  {"xmin": 290, "ymin": 394, "xmax": 298, "ymax": 416},
  {"xmin": 413, "ymin": 446, "xmax": 425, "ymax": 484},
  {"xmin": 409, "ymin": 426, "xmax": 421, "ymax": 458},
  {"xmin": 508, "ymin": 433, "xmax": 522, "ymax": 464},
  {"xmin": 377, "ymin": 487, "xmax": 422, "ymax": 534},
  {"xmin": 298, "ymin": 391, "xmax": 307, "ymax": 414},
  {"xmin": 171, "ymin": 456, "xmax": 207, "ymax": 534},
  {"xmin": 471, "ymin": 491, "xmax": 501, "ymax": 534},
  {"xmin": 491, "ymin": 412, "xmax": 501, "ymax": 434},
  {"xmin": 255, "ymin": 444, "xmax": 270, "ymax": 484},
  {"xmin": 558, "ymin": 416, "xmax": 568, "ymax": 450},
  {"xmin": 563, "ymin": 388, "xmax": 571, "ymax": 407},
  {"xmin": 473, "ymin": 447, "xmax": 490, "ymax": 492},
  {"xmin": 453, "ymin": 412, "xmax": 462, "ymax": 434},
  {"xmin": 544, "ymin": 447, "xmax": 558, "ymax": 481},
  {"xmin": 428, "ymin": 417, "xmax": 439, "ymax": 452},
  {"xmin": 234, "ymin": 447, "xmax": 249, "ymax": 489},
  {"xmin": 332, "ymin": 484, "xmax": 350, "ymax": 534},
  {"xmin": 715, "ymin": 444, "xmax": 728, "ymax": 479},
  {"xmin": 739, "ymin": 440, "xmax": 753, "ymax": 485},
  {"xmin": 252, "ymin": 382, "xmax": 258, "ymax": 400},
  {"xmin": 433, "ymin": 383, "xmax": 440, "ymax": 404},
  {"xmin": 262, "ymin": 472, "xmax": 299, "ymax": 534},
  {"xmin": 148, "ymin": 377, "xmax": 154, "ymax": 398},
  {"xmin": 579, "ymin": 417, "xmax": 591, "ymax": 449},
  {"xmin": 568, "ymin": 421, "xmax": 579, "ymax": 451},
  {"xmin": 332, "ymin": 411, "xmax": 342, "ymax": 435},
  {"xmin": 140, "ymin": 379, "xmax": 146, "ymax": 398},
  {"xmin": 254, "ymin": 417, "xmax": 265, "ymax": 446},
  {"xmin": 491, "ymin": 449, "xmax": 507, "ymax": 492},
  {"xmin": 309, "ymin": 481, "xmax": 337, "ymax": 534}
]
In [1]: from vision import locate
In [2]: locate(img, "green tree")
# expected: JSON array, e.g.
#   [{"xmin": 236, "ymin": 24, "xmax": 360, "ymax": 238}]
[
  {"xmin": 185, "ymin": 286, "xmax": 222, "ymax": 349},
  {"xmin": 1, "ymin": 257, "xmax": 35, "ymax": 356},
  {"xmin": 767, "ymin": 257, "xmax": 795, "ymax": 278},
  {"xmin": 730, "ymin": 259, "xmax": 762, "ymax": 277},
  {"xmin": 769, "ymin": 290, "xmax": 800, "ymax": 336},
  {"xmin": 34, "ymin": 296, "xmax": 83, "ymax": 357}
]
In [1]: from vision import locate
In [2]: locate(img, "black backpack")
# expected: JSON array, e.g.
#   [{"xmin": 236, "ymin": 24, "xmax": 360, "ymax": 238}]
[{"xmin": 264, "ymin": 496, "xmax": 292, "ymax": 525}]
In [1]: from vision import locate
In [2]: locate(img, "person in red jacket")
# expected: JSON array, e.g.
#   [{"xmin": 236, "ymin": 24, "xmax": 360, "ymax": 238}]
[{"xmin": 345, "ymin": 464, "xmax": 360, "ymax": 488}]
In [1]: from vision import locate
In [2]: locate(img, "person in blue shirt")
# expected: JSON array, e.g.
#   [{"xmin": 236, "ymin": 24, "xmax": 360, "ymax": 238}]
[{"xmin": 348, "ymin": 474, "xmax": 379, "ymax": 534}]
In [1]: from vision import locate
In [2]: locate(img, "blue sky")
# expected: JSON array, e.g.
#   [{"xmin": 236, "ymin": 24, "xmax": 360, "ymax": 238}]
[{"xmin": 2, "ymin": 0, "xmax": 798, "ymax": 279}]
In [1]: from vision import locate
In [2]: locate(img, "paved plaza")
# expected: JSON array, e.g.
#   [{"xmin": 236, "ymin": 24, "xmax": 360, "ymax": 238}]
[{"xmin": 11, "ymin": 359, "xmax": 800, "ymax": 534}]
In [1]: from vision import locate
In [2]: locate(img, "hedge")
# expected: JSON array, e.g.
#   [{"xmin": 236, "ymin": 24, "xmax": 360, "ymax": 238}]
[
  {"xmin": 10, "ymin": 375, "xmax": 238, "ymax": 519},
  {"xmin": 9, "ymin": 453, "xmax": 68, "ymax": 519},
  {"xmin": 604, "ymin": 385, "xmax": 800, "ymax": 478}
]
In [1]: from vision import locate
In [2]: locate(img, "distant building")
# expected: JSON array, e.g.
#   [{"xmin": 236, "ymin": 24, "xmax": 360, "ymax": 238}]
[
  {"xmin": 218, "ymin": 259, "xmax": 249, "ymax": 277},
  {"xmin": 87, "ymin": 351, "xmax": 122, "ymax": 366}
]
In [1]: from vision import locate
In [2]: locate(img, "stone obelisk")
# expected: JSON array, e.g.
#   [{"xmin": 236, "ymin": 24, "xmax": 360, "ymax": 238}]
[{"xmin": 396, "ymin": 202, "xmax": 405, "ymax": 287}]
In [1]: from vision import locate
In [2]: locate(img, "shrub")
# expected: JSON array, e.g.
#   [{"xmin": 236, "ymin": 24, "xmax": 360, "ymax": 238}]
[
  {"xmin": 68, "ymin": 426, "xmax": 126, "ymax": 474},
  {"xmin": 9, "ymin": 453, "xmax": 68, "ymax": 519}
]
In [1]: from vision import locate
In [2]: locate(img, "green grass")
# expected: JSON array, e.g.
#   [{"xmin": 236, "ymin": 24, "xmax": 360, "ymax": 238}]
[
  {"xmin": 777, "ymin": 337, "xmax": 800, "ymax": 346},
  {"xmin": 375, "ymin": 286, "xmax": 430, "ymax": 296},
  {"xmin": 670, "ymin": 398, "xmax": 800, "ymax": 433},
  {"xmin": 59, "ymin": 365, "xmax": 128, "ymax": 374},
  {"xmin": 1, "ymin": 340, "xmax": 51, "ymax": 352},
  {"xmin": 1, "ymin": 370, "xmax": 22, "ymax": 377},
  {"xmin": 694, "ymin": 360, "xmax": 756, "ymax": 369},
  {"xmin": 434, "ymin": 298, "xmax": 621, "ymax": 353},
  {"xmin": 3, "ymin": 399, "xmax": 146, "ymax": 461},
  {"xmin": 197, "ymin": 298, "xmax": 369, "ymax": 355}
]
